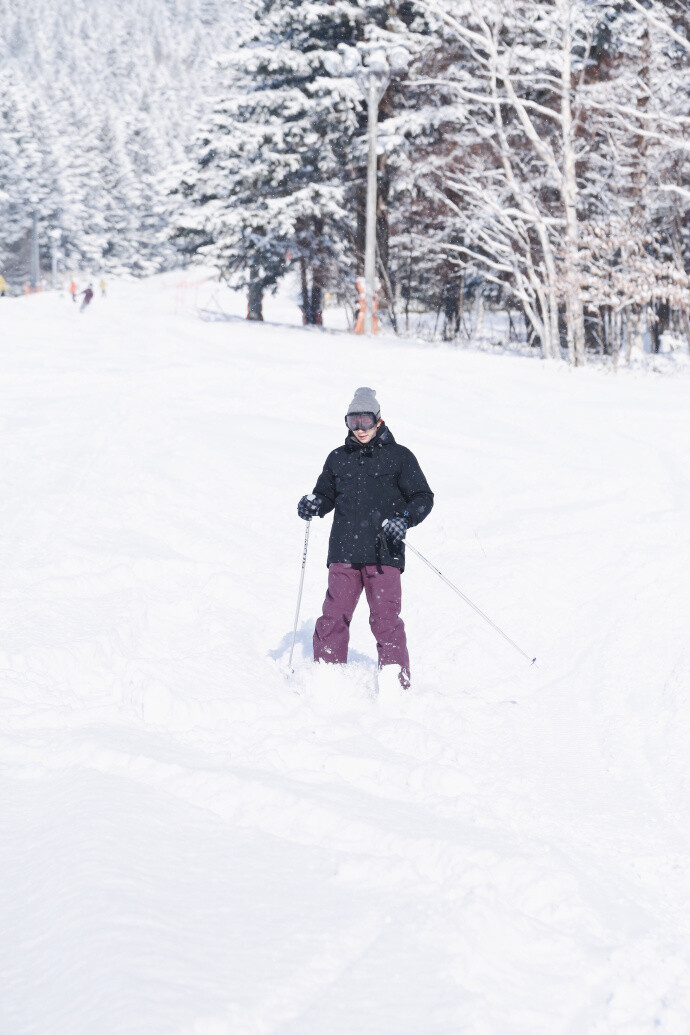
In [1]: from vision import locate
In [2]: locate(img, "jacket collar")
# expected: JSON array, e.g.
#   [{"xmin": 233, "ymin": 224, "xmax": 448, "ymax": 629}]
[{"xmin": 344, "ymin": 423, "xmax": 395, "ymax": 453}]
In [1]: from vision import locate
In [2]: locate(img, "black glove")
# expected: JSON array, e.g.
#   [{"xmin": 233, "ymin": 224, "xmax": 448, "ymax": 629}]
[
  {"xmin": 297, "ymin": 493, "xmax": 322, "ymax": 520},
  {"xmin": 383, "ymin": 516, "xmax": 408, "ymax": 548}
]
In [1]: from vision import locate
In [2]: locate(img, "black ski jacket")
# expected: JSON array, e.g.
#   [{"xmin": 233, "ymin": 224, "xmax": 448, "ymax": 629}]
[{"xmin": 312, "ymin": 424, "xmax": 433, "ymax": 572}]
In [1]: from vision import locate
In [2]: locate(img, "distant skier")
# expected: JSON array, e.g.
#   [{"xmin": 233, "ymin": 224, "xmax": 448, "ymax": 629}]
[
  {"xmin": 79, "ymin": 284, "xmax": 94, "ymax": 312},
  {"xmin": 297, "ymin": 387, "xmax": 433, "ymax": 690},
  {"xmin": 0, "ymin": 273, "xmax": 7, "ymax": 296},
  {"xmin": 69, "ymin": 280, "xmax": 78, "ymax": 303},
  {"xmin": 99, "ymin": 279, "xmax": 106, "ymax": 297}
]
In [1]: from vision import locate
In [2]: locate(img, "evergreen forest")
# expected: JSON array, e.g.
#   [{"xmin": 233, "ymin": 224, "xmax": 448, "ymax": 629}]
[{"xmin": 2, "ymin": 0, "xmax": 689, "ymax": 363}]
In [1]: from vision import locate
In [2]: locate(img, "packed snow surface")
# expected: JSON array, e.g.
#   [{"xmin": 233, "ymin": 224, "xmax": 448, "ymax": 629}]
[{"xmin": 2, "ymin": 274, "xmax": 690, "ymax": 1034}]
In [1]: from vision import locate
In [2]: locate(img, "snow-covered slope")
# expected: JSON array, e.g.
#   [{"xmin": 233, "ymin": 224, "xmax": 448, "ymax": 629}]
[{"xmin": 2, "ymin": 277, "xmax": 690, "ymax": 1034}]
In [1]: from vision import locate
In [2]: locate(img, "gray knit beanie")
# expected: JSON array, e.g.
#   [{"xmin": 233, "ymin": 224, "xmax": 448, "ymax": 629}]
[{"xmin": 347, "ymin": 386, "xmax": 380, "ymax": 417}]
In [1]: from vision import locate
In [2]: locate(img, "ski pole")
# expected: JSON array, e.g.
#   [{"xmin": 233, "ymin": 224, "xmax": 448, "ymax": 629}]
[
  {"xmin": 382, "ymin": 522, "xmax": 536, "ymax": 665},
  {"xmin": 288, "ymin": 519, "xmax": 311, "ymax": 672}
]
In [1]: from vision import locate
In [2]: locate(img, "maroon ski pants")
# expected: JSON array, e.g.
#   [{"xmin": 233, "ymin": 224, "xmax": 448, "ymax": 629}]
[{"xmin": 313, "ymin": 563, "xmax": 410, "ymax": 674}]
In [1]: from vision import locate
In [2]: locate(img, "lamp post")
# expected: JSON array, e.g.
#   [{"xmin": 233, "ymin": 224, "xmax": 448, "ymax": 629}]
[{"xmin": 357, "ymin": 52, "xmax": 390, "ymax": 335}]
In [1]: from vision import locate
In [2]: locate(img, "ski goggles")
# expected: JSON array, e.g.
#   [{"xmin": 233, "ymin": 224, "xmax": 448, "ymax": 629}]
[{"xmin": 345, "ymin": 412, "xmax": 378, "ymax": 431}]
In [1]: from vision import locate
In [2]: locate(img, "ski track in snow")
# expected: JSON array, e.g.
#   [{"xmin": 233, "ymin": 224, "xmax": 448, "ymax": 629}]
[{"xmin": 1, "ymin": 274, "xmax": 690, "ymax": 1034}]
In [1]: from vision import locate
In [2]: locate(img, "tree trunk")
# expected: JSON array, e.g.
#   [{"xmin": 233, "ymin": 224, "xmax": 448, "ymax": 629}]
[
  {"xmin": 531, "ymin": 278, "xmax": 552, "ymax": 357},
  {"xmin": 310, "ymin": 263, "xmax": 324, "ymax": 326},
  {"xmin": 603, "ymin": 305, "xmax": 612, "ymax": 356},
  {"xmin": 559, "ymin": 0, "xmax": 586, "ymax": 366},
  {"xmin": 613, "ymin": 309, "xmax": 621, "ymax": 369},
  {"xmin": 300, "ymin": 258, "xmax": 324, "ymax": 326},
  {"xmin": 651, "ymin": 300, "xmax": 670, "ymax": 352},
  {"xmin": 442, "ymin": 278, "xmax": 461, "ymax": 340},
  {"xmin": 404, "ymin": 248, "xmax": 412, "ymax": 333},
  {"xmin": 474, "ymin": 288, "xmax": 484, "ymax": 338},
  {"xmin": 299, "ymin": 258, "xmax": 309, "ymax": 324},
  {"xmin": 681, "ymin": 309, "xmax": 690, "ymax": 354},
  {"xmin": 530, "ymin": 223, "xmax": 559, "ymax": 357},
  {"xmin": 650, "ymin": 306, "xmax": 660, "ymax": 354},
  {"xmin": 247, "ymin": 275, "xmax": 263, "ymax": 321}
]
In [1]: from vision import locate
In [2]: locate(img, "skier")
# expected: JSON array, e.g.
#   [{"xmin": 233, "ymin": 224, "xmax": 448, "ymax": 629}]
[
  {"xmin": 79, "ymin": 284, "xmax": 94, "ymax": 312},
  {"xmin": 297, "ymin": 387, "xmax": 433, "ymax": 690},
  {"xmin": 69, "ymin": 279, "xmax": 78, "ymax": 303},
  {"xmin": 99, "ymin": 279, "xmax": 106, "ymax": 297},
  {"xmin": 0, "ymin": 273, "xmax": 7, "ymax": 296}
]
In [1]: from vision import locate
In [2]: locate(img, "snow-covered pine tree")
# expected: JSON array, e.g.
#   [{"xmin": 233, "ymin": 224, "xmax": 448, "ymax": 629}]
[
  {"xmin": 0, "ymin": 0, "xmax": 252, "ymax": 284},
  {"xmin": 126, "ymin": 107, "xmax": 179, "ymax": 276},
  {"xmin": 0, "ymin": 70, "xmax": 66, "ymax": 283},
  {"xmin": 0, "ymin": 72, "xmax": 32, "ymax": 280},
  {"xmin": 175, "ymin": 0, "xmax": 429, "ymax": 323},
  {"xmin": 174, "ymin": 64, "xmax": 297, "ymax": 321},
  {"xmin": 176, "ymin": 1, "xmax": 361, "ymax": 321}
]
